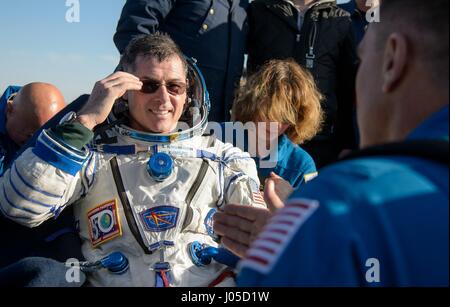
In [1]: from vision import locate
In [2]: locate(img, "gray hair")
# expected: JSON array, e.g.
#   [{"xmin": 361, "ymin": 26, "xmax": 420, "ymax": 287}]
[{"xmin": 119, "ymin": 32, "xmax": 188, "ymax": 75}]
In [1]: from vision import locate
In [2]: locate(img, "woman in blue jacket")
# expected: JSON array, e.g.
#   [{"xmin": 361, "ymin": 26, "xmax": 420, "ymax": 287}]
[{"xmin": 229, "ymin": 59, "xmax": 323, "ymax": 189}]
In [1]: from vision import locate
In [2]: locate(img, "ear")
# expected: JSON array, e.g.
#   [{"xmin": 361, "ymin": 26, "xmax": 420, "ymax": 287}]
[
  {"xmin": 382, "ymin": 33, "xmax": 409, "ymax": 93},
  {"xmin": 5, "ymin": 99, "xmax": 14, "ymax": 117}
]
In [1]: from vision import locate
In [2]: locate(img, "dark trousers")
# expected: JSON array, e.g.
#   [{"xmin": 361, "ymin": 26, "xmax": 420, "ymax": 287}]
[{"xmin": 0, "ymin": 257, "xmax": 85, "ymax": 287}]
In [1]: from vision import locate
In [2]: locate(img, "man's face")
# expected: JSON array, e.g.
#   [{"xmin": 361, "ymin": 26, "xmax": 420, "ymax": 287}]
[
  {"xmin": 126, "ymin": 55, "xmax": 187, "ymax": 134},
  {"xmin": 356, "ymin": 24, "xmax": 388, "ymax": 148},
  {"xmin": 6, "ymin": 115, "xmax": 39, "ymax": 146},
  {"xmin": 6, "ymin": 97, "xmax": 45, "ymax": 146}
]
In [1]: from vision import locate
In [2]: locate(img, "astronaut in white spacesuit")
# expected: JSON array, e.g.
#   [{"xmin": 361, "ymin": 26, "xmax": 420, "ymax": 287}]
[{"xmin": 0, "ymin": 33, "xmax": 265, "ymax": 287}]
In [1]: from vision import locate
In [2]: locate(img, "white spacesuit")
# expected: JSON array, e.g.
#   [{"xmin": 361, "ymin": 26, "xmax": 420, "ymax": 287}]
[{"xmin": 0, "ymin": 59, "xmax": 265, "ymax": 287}]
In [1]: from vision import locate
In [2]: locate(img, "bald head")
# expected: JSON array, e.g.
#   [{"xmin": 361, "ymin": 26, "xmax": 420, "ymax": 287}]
[{"xmin": 6, "ymin": 82, "xmax": 66, "ymax": 146}]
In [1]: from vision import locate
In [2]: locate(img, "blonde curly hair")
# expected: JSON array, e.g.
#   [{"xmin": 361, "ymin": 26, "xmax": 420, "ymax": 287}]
[{"xmin": 232, "ymin": 59, "xmax": 324, "ymax": 144}]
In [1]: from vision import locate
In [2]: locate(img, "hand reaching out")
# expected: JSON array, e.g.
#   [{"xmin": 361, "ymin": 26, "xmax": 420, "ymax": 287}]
[
  {"xmin": 213, "ymin": 204, "xmax": 272, "ymax": 258},
  {"xmin": 264, "ymin": 172, "xmax": 294, "ymax": 212}
]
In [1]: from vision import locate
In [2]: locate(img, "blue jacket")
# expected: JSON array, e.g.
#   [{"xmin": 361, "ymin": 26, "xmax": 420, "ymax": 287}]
[
  {"xmin": 0, "ymin": 86, "xmax": 21, "ymax": 176},
  {"xmin": 114, "ymin": 0, "xmax": 248, "ymax": 123},
  {"xmin": 339, "ymin": 0, "xmax": 368, "ymax": 45},
  {"xmin": 238, "ymin": 105, "xmax": 449, "ymax": 286},
  {"xmin": 255, "ymin": 134, "xmax": 317, "ymax": 188}
]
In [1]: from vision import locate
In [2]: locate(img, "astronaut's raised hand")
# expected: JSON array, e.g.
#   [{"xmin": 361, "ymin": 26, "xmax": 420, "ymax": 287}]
[
  {"xmin": 213, "ymin": 204, "xmax": 272, "ymax": 258},
  {"xmin": 77, "ymin": 72, "xmax": 143, "ymax": 130}
]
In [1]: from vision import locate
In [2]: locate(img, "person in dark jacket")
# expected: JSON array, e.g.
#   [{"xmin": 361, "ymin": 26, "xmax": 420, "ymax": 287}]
[
  {"xmin": 247, "ymin": 0, "xmax": 358, "ymax": 168},
  {"xmin": 339, "ymin": 0, "xmax": 371, "ymax": 45},
  {"xmin": 113, "ymin": 0, "xmax": 248, "ymax": 123},
  {"xmin": 339, "ymin": 0, "xmax": 379, "ymax": 149}
]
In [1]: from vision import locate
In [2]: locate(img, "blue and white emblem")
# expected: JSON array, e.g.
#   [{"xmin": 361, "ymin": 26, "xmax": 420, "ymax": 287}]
[
  {"xmin": 204, "ymin": 208, "xmax": 219, "ymax": 241},
  {"xmin": 140, "ymin": 206, "xmax": 179, "ymax": 232}
]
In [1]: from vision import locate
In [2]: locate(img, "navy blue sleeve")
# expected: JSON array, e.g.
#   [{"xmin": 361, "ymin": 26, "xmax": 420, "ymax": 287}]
[
  {"xmin": 237, "ymin": 172, "xmax": 363, "ymax": 287},
  {"xmin": 238, "ymin": 156, "xmax": 450, "ymax": 287},
  {"xmin": 335, "ymin": 16, "xmax": 359, "ymax": 150},
  {"xmin": 283, "ymin": 147, "xmax": 318, "ymax": 188},
  {"xmin": 114, "ymin": 0, "xmax": 176, "ymax": 54}
]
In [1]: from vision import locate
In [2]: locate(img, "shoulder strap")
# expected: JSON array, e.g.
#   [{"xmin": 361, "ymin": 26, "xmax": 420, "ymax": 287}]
[
  {"xmin": 181, "ymin": 136, "xmax": 216, "ymax": 231},
  {"xmin": 110, "ymin": 157, "xmax": 152, "ymax": 254},
  {"xmin": 341, "ymin": 140, "xmax": 449, "ymax": 165}
]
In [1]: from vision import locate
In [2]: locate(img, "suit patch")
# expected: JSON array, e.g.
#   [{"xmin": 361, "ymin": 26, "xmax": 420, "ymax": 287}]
[
  {"xmin": 248, "ymin": 178, "xmax": 260, "ymax": 193},
  {"xmin": 239, "ymin": 198, "xmax": 319, "ymax": 275},
  {"xmin": 140, "ymin": 206, "xmax": 179, "ymax": 232},
  {"xmin": 304, "ymin": 172, "xmax": 319, "ymax": 183},
  {"xmin": 87, "ymin": 199, "xmax": 122, "ymax": 248},
  {"xmin": 249, "ymin": 179, "xmax": 266, "ymax": 206},
  {"xmin": 204, "ymin": 208, "xmax": 219, "ymax": 240}
]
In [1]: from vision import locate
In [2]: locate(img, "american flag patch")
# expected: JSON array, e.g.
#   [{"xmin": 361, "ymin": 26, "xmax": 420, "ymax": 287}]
[
  {"xmin": 252, "ymin": 191, "xmax": 266, "ymax": 206},
  {"xmin": 248, "ymin": 178, "xmax": 266, "ymax": 206},
  {"xmin": 238, "ymin": 198, "xmax": 319, "ymax": 274}
]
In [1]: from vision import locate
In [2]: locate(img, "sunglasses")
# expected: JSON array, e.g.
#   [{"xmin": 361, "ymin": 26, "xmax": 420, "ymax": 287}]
[{"xmin": 140, "ymin": 80, "xmax": 187, "ymax": 96}]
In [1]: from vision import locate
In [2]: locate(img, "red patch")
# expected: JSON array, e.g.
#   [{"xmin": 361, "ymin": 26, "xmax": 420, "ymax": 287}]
[{"xmin": 87, "ymin": 199, "xmax": 122, "ymax": 248}]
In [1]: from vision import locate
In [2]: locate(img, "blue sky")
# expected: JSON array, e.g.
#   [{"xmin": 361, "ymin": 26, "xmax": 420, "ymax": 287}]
[
  {"xmin": 0, "ymin": 0, "xmax": 353, "ymax": 103},
  {"xmin": 0, "ymin": 0, "xmax": 125, "ymax": 103}
]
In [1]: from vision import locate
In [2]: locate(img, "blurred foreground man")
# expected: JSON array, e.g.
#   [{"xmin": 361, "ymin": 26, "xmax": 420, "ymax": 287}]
[{"xmin": 215, "ymin": 0, "xmax": 449, "ymax": 286}]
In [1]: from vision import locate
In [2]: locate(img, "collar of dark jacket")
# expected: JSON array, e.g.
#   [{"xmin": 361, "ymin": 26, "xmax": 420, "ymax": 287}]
[
  {"xmin": 265, "ymin": 0, "xmax": 336, "ymax": 13},
  {"xmin": 262, "ymin": 0, "xmax": 336, "ymax": 31}
]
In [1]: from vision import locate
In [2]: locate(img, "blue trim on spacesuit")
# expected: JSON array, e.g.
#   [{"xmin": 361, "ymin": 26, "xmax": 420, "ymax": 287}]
[
  {"xmin": 38, "ymin": 131, "xmax": 87, "ymax": 162},
  {"xmin": 186, "ymin": 57, "xmax": 211, "ymax": 113},
  {"xmin": 2, "ymin": 185, "xmax": 46, "ymax": 216},
  {"xmin": 0, "ymin": 199, "xmax": 32, "ymax": 222},
  {"xmin": 8, "ymin": 175, "xmax": 53, "ymax": 209},
  {"xmin": 12, "ymin": 163, "xmax": 63, "ymax": 199},
  {"xmin": 32, "ymin": 131, "xmax": 89, "ymax": 176},
  {"xmin": 225, "ymin": 172, "xmax": 247, "ymax": 196}
]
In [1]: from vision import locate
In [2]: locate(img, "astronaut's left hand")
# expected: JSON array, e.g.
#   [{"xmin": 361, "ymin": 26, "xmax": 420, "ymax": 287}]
[{"xmin": 213, "ymin": 204, "xmax": 272, "ymax": 258}]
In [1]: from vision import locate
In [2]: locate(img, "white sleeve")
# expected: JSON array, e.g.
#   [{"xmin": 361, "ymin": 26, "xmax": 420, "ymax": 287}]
[
  {"xmin": 221, "ymin": 143, "xmax": 267, "ymax": 209},
  {"xmin": 0, "ymin": 130, "xmax": 94, "ymax": 228}
]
